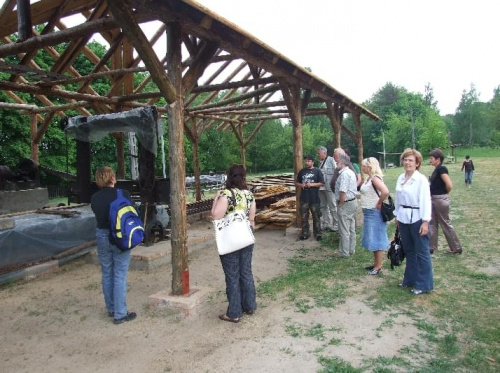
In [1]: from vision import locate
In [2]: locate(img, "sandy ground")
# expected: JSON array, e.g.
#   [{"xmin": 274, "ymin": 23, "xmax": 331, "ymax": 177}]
[{"xmin": 0, "ymin": 220, "xmax": 422, "ymax": 373}]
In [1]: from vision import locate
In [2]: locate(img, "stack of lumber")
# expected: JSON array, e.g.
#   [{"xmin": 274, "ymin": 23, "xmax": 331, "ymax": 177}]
[
  {"xmin": 248, "ymin": 174, "xmax": 295, "ymax": 191},
  {"xmin": 253, "ymin": 185, "xmax": 291, "ymax": 200},
  {"xmin": 255, "ymin": 196, "xmax": 296, "ymax": 230}
]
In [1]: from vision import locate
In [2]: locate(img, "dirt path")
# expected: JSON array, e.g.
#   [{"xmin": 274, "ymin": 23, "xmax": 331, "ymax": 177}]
[{"xmin": 0, "ymin": 222, "xmax": 421, "ymax": 373}]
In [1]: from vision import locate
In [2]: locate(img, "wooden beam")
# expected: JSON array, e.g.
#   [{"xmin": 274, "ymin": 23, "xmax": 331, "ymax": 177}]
[
  {"xmin": 106, "ymin": 0, "xmax": 177, "ymax": 104},
  {"xmin": 0, "ymin": 80, "xmax": 119, "ymax": 104},
  {"xmin": 0, "ymin": 18, "xmax": 118, "ymax": 58},
  {"xmin": 182, "ymin": 41, "xmax": 219, "ymax": 92},
  {"xmin": 191, "ymin": 76, "xmax": 278, "ymax": 93},
  {"xmin": 190, "ymin": 84, "xmax": 280, "ymax": 111}
]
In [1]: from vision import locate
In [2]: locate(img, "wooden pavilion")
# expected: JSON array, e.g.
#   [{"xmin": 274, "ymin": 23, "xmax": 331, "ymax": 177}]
[{"xmin": 0, "ymin": 0, "xmax": 379, "ymax": 295}]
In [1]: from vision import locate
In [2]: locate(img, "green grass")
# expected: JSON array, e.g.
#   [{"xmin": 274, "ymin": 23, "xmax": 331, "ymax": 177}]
[
  {"xmin": 257, "ymin": 156, "xmax": 500, "ymax": 372},
  {"xmin": 454, "ymin": 146, "xmax": 500, "ymax": 159}
]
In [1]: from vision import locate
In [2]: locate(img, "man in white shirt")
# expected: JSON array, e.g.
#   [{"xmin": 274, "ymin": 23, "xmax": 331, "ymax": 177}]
[{"xmin": 316, "ymin": 146, "xmax": 338, "ymax": 232}]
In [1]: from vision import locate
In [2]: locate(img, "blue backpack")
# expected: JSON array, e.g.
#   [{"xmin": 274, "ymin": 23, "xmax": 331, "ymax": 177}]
[{"xmin": 109, "ymin": 189, "xmax": 145, "ymax": 250}]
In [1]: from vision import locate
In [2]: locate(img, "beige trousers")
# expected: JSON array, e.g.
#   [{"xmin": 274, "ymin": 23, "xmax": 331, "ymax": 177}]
[{"xmin": 430, "ymin": 194, "xmax": 462, "ymax": 253}]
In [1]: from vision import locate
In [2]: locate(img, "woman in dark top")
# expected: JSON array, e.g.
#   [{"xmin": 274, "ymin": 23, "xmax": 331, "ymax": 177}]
[
  {"xmin": 428, "ymin": 149, "xmax": 463, "ymax": 254},
  {"xmin": 90, "ymin": 166, "xmax": 137, "ymax": 324}
]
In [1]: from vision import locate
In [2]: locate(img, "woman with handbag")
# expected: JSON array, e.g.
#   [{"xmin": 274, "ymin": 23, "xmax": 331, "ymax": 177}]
[
  {"xmin": 429, "ymin": 148, "xmax": 463, "ymax": 254},
  {"xmin": 394, "ymin": 149, "xmax": 433, "ymax": 295},
  {"xmin": 211, "ymin": 164, "xmax": 257, "ymax": 323},
  {"xmin": 360, "ymin": 157, "xmax": 390, "ymax": 275}
]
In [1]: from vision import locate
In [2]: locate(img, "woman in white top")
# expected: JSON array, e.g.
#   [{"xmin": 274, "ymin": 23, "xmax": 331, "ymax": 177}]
[
  {"xmin": 394, "ymin": 149, "xmax": 433, "ymax": 295},
  {"xmin": 360, "ymin": 158, "xmax": 390, "ymax": 275}
]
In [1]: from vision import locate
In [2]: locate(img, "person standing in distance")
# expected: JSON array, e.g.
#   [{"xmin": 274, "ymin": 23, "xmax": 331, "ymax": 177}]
[
  {"xmin": 296, "ymin": 155, "xmax": 324, "ymax": 241},
  {"xmin": 461, "ymin": 155, "xmax": 475, "ymax": 188},
  {"xmin": 316, "ymin": 146, "xmax": 338, "ymax": 232},
  {"xmin": 90, "ymin": 166, "xmax": 137, "ymax": 324}
]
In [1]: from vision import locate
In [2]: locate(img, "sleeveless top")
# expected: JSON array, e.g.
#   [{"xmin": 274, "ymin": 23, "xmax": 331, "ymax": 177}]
[
  {"xmin": 221, "ymin": 188, "xmax": 254, "ymax": 217},
  {"xmin": 360, "ymin": 177, "xmax": 381, "ymax": 209}
]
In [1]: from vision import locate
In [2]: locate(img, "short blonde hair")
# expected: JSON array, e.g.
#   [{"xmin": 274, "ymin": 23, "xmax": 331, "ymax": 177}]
[
  {"xmin": 361, "ymin": 157, "xmax": 383, "ymax": 178},
  {"xmin": 95, "ymin": 166, "xmax": 115, "ymax": 188},
  {"xmin": 400, "ymin": 148, "xmax": 423, "ymax": 170}
]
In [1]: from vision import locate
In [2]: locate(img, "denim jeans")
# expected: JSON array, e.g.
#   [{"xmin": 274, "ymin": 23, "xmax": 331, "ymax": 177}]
[
  {"xmin": 465, "ymin": 170, "xmax": 473, "ymax": 185},
  {"xmin": 219, "ymin": 244, "xmax": 256, "ymax": 319},
  {"xmin": 399, "ymin": 220, "xmax": 434, "ymax": 292},
  {"xmin": 96, "ymin": 228, "xmax": 131, "ymax": 319},
  {"xmin": 300, "ymin": 202, "xmax": 322, "ymax": 237}
]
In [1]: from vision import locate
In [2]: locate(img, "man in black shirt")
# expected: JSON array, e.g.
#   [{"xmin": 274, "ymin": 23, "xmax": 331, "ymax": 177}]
[{"xmin": 296, "ymin": 155, "xmax": 324, "ymax": 241}]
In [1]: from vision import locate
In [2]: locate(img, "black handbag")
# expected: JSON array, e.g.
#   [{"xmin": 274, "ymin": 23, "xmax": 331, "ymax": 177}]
[
  {"xmin": 387, "ymin": 226, "xmax": 405, "ymax": 269},
  {"xmin": 371, "ymin": 177, "xmax": 395, "ymax": 222}
]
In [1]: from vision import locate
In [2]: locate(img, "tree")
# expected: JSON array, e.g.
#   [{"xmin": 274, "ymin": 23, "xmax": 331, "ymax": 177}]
[
  {"xmin": 454, "ymin": 84, "xmax": 481, "ymax": 145},
  {"xmin": 424, "ymin": 82, "xmax": 438, "ymax": 110}
]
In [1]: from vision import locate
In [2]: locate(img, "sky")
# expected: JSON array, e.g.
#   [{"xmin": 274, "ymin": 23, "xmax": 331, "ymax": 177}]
[
  {"xmin": 195, "ymin": 0, "xmax": 499, "ymax": 115},
  {"xmin": 3, "ymin": 0, "xmax": 498, "ymax": 115}
]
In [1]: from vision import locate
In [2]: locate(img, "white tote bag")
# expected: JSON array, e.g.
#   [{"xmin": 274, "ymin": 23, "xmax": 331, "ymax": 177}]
[{"xmin": 213, "ymin": 210, "xmax": 255, "ymax": 255}]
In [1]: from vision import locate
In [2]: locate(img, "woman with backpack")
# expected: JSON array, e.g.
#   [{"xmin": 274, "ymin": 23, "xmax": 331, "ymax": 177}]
[
  {"xmin": 211, "ymin": 164, "xmax": 257, "ymax": 323},
  {"xmin": 90, "ymin": 166, "xmax": 137, "ymax": 324}
]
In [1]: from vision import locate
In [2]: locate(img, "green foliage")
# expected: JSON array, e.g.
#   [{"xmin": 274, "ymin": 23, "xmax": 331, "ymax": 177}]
[
  {"xmin": 0, "ymin": 105, "xmax": 31, "ymax": 167},
  {"xmin": 364, "ymin": 82, "xmax": 449, "ymax": 156}
]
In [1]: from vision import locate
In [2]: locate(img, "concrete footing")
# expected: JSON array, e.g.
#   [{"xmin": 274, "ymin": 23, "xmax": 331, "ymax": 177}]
[{"xmin": 149, "ymin": 286, "xmax": 212, "ymax": 317}]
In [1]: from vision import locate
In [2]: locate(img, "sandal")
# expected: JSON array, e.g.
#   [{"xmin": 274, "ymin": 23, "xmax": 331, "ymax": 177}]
[
  {"xmin": 219, "ymin": 314, "xmax": 240, "ymax": 323},
  {"xmin": 369, "ymin": 268, "xmax": 382, "ymax": 275}
]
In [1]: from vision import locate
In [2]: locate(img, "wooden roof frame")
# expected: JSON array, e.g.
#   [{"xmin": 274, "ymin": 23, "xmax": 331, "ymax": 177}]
[{"xmin": 0, "ymin": 0, "xmax": 379, "ymax": 295}]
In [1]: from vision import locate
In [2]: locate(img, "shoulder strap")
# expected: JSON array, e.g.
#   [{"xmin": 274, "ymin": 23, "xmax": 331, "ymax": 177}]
[
  {"xmin": 371, "ymin": 176, "xmax": 381, "ymax": 197},
  {"xmin": 229, "ymin": 188, "xmax": 236, "ymax": 206}
]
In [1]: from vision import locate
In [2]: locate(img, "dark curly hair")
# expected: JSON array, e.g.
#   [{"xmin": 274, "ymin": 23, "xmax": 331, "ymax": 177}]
[{"xmin": 225, "ymin": 164, "xmax": 248, "ymax": 190}]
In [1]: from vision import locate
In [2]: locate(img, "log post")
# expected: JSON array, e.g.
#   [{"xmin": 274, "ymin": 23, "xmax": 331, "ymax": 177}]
[
  {"xmin": 16, "ymin": 0, "xmax": 33, "ymax": 42},
  {"xmin": 326, "ymin": 102, "xmax": 342, "ymax": 148},
  {"xmin": 280, "ymin": 80, "xmax": 302, "ymax": 227},
  {"xmin": 192, "ymin": 138, "xmax": 202, "ymax": 201},
  {"xmin": 29, "ymin": 113, "xmax": 39, "ymax": 164},
  {"xmin": 352, "ymin": 111, "xmax": 364, "ymax": 165},
  {"xmin": 116, "ymin": 132, "xmax": 125, "ymax": 179},
  {"xmin": 167, "ymin": 21, "xmax": 189, "ymax": 296}
]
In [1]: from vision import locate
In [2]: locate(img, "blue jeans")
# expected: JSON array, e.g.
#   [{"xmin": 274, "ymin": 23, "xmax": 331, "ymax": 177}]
[
  {"xmin": 219, "ymin": 244, "xmax": 257, "ymax": 319},
  {"xmin": 465, "ymin": 170, "xmax": 473, "ymax": 185},
  {"xmin": 399, "ymin": 220, "xmax": 434, "ymax": 292},
  {"xmin": 96, "ymin": 228, "xmax": 131, "ymax": 319}
]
